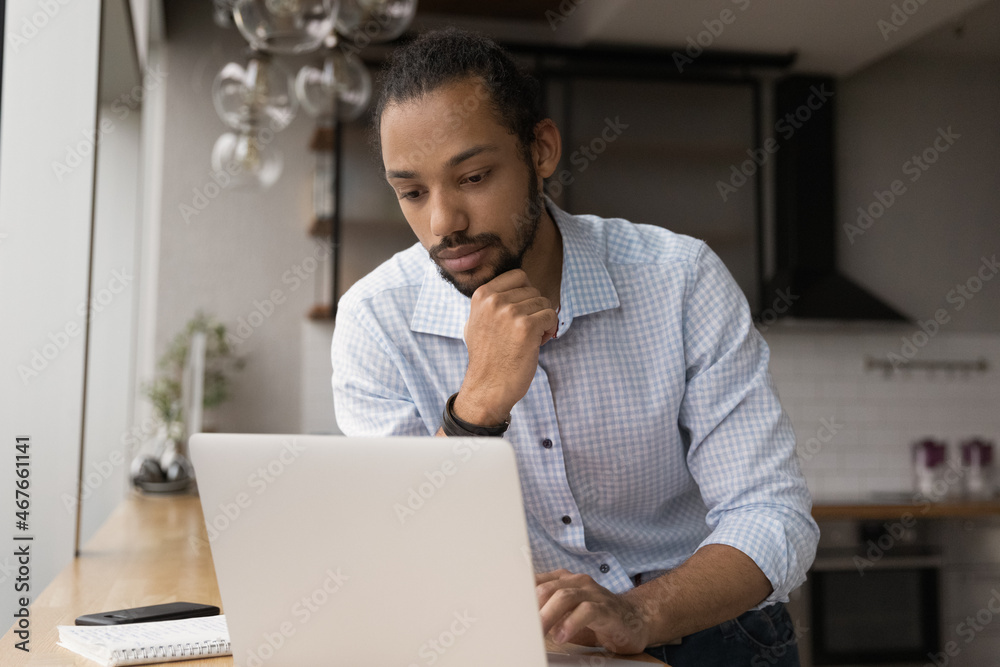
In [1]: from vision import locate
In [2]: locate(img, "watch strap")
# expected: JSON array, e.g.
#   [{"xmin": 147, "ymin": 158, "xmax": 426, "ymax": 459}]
[{"xmin": 441, "ymin": 392, "xmax": 510, "ymax": 437}]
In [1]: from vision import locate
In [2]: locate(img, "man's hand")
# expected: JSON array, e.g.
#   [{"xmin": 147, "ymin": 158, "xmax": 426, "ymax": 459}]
[
  {"xmin": 453, "ymin": 269, "xmax": 558, "ymax": 425},
  {"xmin": 536, "ymin": 569, "xmax": 650, "ymax": 655}
]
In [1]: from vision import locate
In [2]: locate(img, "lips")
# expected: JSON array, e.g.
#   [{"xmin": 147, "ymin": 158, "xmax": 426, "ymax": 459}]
[{"xmin": 435, "ymin": 245, "xmax": 488, "ymax": 273}]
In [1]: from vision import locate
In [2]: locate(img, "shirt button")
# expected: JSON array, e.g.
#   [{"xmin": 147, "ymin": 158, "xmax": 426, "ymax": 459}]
[
  {"xmin": 542, "ymin": 438, "xmax": 553, "ymax": 449},
  {"xmin": 599, "ymin": 563, "xmax": 610, "ymax": 574},
  {"xmin": 561, "ymin": 515, "xmax": 572, "ymax": 525}
]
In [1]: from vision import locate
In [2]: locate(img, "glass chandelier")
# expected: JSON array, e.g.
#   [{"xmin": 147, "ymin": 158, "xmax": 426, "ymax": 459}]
[{"xmin": 211, "ymin": 0, "xmax": 416, "ymax": 189}]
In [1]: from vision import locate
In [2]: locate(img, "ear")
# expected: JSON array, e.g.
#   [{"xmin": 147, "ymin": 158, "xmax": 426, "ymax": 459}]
[{"xmin": 530, "ymin": 119, "xmax": 562, "ymax": 181}]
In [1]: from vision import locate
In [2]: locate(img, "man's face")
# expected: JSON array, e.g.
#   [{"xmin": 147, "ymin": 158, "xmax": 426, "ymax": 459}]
[{"xmin": 380, "ymin": 78, "xmax": 542, "ymax": 297}]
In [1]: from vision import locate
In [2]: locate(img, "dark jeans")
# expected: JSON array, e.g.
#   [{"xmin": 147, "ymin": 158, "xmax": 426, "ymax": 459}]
[{"xmin": 642, "ymin": 602, "xmax": 801, "ymax": 667}]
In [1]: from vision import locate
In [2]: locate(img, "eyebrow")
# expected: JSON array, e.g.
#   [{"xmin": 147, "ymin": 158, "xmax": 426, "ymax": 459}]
[{"xmin": 385, "ymin": 144, "xmax": 499, "ymax": 181}]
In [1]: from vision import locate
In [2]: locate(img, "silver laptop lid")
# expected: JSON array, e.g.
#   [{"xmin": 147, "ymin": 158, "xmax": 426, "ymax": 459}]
[{"xmin": 190, "ymin": 434, "xmax": 547, "ymax": 667}]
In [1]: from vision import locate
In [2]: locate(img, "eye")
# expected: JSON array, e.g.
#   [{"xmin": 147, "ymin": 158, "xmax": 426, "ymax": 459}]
[
  {"xmin": 463, "ymin": 171, "xmax": 489, "ymax": 185},
  {"xmin": 398, "ymin": 189, "xmax": 423, "ymax": 201}
]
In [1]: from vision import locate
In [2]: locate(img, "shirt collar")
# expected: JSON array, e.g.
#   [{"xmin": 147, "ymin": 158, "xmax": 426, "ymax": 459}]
[
  {"xmin": 548, "ymin": 198, "xmax": 620, "ymax": 333},
  {"xmin": 410, "ymin": 197, "xmax": 619, "ymax": 339}
]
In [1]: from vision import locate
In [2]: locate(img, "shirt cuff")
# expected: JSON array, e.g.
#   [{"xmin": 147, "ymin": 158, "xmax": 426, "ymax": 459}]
[{"xmin": 696, "ymin": 507, "xmax": 816, "ymax": 607}]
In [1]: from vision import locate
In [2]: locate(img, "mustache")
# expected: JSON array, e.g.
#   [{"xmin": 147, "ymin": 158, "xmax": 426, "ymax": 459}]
[{"xmin": 429, "ymin": 232, "xmax": 503, "ymax": 260}]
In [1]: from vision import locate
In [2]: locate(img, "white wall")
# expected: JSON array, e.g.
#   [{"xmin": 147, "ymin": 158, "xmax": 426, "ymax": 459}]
[
  {"xmin": 0, "ymin": 0, "xmax": 101, "ymax": 631},
  {"xmin": 154, "ymin": 0, "xmax": 411, "ymax": 435}
]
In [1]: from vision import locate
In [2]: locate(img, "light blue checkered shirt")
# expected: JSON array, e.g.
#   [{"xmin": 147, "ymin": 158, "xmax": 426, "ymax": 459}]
[{"xmin": 331, "ymin": 199, "xmax": 818, "ymax": 606}]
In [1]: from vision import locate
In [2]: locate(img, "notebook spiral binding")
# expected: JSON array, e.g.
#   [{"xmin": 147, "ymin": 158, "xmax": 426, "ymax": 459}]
[{"xmin": 109, "ymin": 638, "xmax": 230, "ymax": 665}]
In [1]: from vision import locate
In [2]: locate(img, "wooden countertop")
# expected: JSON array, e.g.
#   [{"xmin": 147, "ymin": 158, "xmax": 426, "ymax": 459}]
[
  {"xmin": 0, "ymin": 495, "xmax": 226, "ymax": 666},
  {"xmin": 812, "ymin": 498, "xmax": 1000, "ymax": 521},
  {"xmin": 0, "ymin": 494, "xmax": 665, "ymax": 665}
]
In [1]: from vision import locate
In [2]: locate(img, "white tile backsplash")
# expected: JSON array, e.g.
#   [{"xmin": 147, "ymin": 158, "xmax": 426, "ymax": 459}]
[{"xmin": 762, "ymin": 324, "xmax": 1000, "ymax": 501}]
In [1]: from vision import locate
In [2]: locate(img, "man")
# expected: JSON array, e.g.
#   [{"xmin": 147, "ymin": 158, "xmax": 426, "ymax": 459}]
[{"xmin": 332, "ymin": 28, "xmax": 818, "ymax": 666}]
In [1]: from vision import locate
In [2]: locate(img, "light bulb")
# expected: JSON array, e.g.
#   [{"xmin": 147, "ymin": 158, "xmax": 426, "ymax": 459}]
[
  {"xmin": 213, "ymin": 0, "xmax": 237, "ymax": 28},
  {"xmin": 212, "ymin": 131, "xmax": 284, "ymax": 189},
  {"xmin": 336, "ymin": 0, "xmax": 416, "ymax": 44},
  {"xmin": 212, "ymin": 53, "xmax": 297, "ymax": 132},
  {"xmin": 295, "ymin": 44, "xmax": 372, "ymax": 120},
  {"xmin": 233, "ymin": 0, "xmax": 339, "ymax": 55}
]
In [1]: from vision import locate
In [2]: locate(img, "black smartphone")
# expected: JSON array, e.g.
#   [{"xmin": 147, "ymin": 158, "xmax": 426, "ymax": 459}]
[{"xmin": 75, "ymin": 601, "xmax": 220, "ymax": 626}]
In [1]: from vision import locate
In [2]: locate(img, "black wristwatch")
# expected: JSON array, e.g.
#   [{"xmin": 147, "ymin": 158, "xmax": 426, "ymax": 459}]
[{"xmin": 441, "ymin": 393, "xmax": 510, "ymax": 437}]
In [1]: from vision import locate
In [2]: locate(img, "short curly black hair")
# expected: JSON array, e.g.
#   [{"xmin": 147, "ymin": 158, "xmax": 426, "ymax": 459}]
[{"xmin": 371, "ymin": 27, "xmax": 543, "ymax": 166}]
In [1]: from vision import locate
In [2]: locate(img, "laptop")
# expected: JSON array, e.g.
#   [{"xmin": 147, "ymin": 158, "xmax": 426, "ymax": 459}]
[{"xmin": 190, "ymin": 433, "xmax": 554, "ymax": 666}]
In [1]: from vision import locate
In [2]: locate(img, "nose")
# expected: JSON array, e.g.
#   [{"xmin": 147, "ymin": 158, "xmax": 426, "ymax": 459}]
[{"xmin": 428, "ymin": 188, "xmax": 469, "ymax": 240}]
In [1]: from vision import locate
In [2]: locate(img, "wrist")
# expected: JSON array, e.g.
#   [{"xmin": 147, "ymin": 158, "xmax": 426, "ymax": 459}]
[
  {"xmin": 442, "ymin": 393, "xmax": 510, "ymax": 437},
  {"xmin": 623, "ymin": 580, "xmax": 674, "ymax": 646},
  {"xmin": 452, "ymin": 387, "xmax": 512, "ymax": 427}
]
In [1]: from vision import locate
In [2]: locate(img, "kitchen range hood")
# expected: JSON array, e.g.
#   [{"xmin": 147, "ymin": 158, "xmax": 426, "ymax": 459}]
[{"xmin": 767, "ymin": 75, "xmax": 908, "ymax": 321}]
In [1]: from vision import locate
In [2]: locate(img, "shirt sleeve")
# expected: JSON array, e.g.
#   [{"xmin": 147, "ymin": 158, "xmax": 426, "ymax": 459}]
[
  {"xmin": 331, "ymin": 303, "xmax": 432, "ymax": 437},
  {"xmin": 678, "ymin": 243, "xmax": 819, "ymax": 606}
]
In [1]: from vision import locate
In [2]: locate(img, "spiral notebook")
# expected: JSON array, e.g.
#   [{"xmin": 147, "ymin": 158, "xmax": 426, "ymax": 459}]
[{"xmin": 57, "ymin": 614, "xmax": 230, "ymax": 666}]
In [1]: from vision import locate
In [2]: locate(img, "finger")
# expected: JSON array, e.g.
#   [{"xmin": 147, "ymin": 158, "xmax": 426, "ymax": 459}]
[
  {"xmin": 486, "ymin": 288, "xmax": 548, "ymax": 310},
  {"xmin": 535, "ymin": 568, "xmax": 572, "ymax": 585},
  {"xmin": 503, "ymin": 296, "xmax": 555, "ymax": 319},
  {"xmin": 471, "ymin": 287, "xmax": 546, "ymax": 315},
  {"xmin": 539, "ymin": 586, "xmax": 596, "ymax": 636},
  {"xmin": 549, "ymin": 600, "xmax": 603, "ymax": 645},
  {"xmin": 475, "ymin": 268, "xmax": 530, "ymax": 294},
  {"xmin": 526, "ymin": 308, "xmax": 559, "ymax": 342}
]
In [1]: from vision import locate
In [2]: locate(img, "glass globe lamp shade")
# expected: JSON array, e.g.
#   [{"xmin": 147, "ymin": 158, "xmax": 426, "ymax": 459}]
[
  {"xmin": 211, "ymin": 131, "xmax": 284, "ymax": 189},
  {"xmin": 233, "ymin": 0, "xmax": 339, "ymax": 55},
  {"xmin": 295, "ymin": 45, "xmax": 372, "ymax": 120},
  {"xmin": 335, "ymin": 0, "xmax": 416, "ymax": 44},
  {"xmin": 212, "ymin": 53, "xmax": 298, "ymax": 132},
  {"xmin": 212, "ymin": 0, "xmax": 237, "ymax": 28}
]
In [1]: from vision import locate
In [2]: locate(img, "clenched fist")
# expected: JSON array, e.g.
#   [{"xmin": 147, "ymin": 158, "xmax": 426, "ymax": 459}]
[{"xmin": 452, "ymin": 269, "xmax": 558, "ymax": 427}]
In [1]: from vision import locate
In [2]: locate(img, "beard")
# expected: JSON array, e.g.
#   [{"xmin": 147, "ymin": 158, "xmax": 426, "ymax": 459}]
[{"xmin": 429, "ymin": 161, "xmax": 543, "ymax": 298}]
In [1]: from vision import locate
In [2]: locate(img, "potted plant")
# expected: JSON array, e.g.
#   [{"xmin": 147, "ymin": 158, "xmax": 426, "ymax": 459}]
[{"xmin": 134, "ymin": 312, "xmax": 245, "ymax": 492}]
